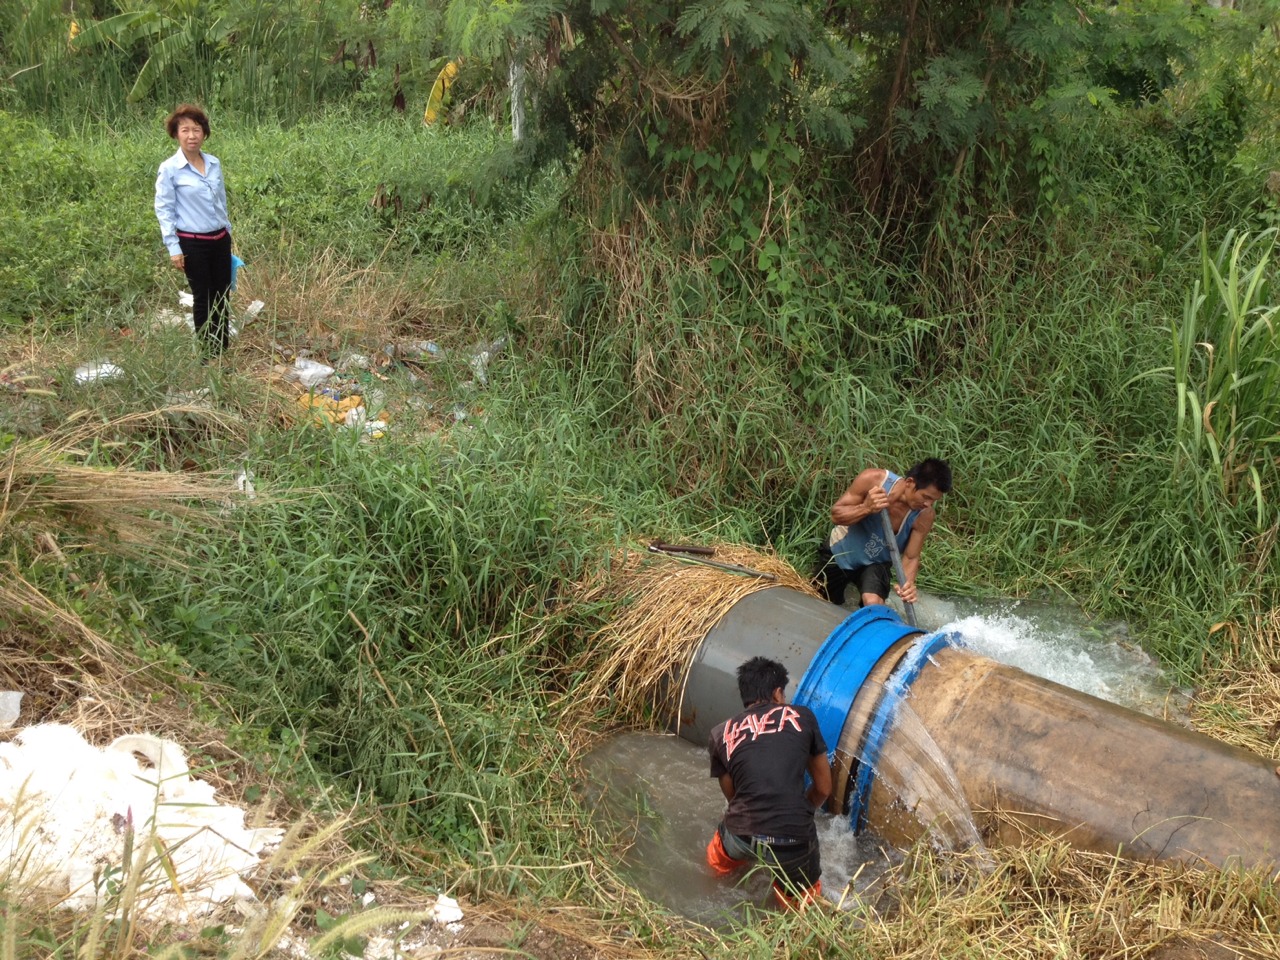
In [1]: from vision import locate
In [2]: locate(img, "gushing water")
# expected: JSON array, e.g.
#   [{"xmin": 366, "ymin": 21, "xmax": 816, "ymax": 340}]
[
  {"xmin": 866, "ymin": 698, "xmax": 986, "ymax": 856},
  {"xmin": 936, "ymin": 598, "xmax": 1189, "ymax": 720},
  {"xmin": 583, "ymin": 596, "xmax": 1183, "ymax": 922}
]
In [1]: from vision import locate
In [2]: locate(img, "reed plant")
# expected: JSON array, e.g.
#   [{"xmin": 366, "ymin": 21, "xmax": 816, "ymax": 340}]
[
  {"xmin": 1173, "ymin": 229, "xmax": 1280, "ymax": 515},
  {"xmin": 5, "ymin": 98, "xmax": 1280, "ymax": 957},
  {"xmin": 0, "ymin": 0, "xmax": 379, "ymax": 124}
]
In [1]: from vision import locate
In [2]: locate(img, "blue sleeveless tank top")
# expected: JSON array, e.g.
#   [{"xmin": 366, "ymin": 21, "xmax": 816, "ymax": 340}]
[{"xmin": 829, "ymin": 470, "xmax": 921, "ymax": 571}]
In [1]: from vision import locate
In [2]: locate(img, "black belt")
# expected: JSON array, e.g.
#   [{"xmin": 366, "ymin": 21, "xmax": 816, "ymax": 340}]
[{"xmin": 742, "ymin": 833, "xmax": 806, "ymax": 846}]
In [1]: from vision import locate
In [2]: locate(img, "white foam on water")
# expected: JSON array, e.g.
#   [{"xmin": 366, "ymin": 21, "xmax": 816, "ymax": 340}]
[
  {"xmin": 579, "ymin": 599, "xmax": 1184, "ymax": 924},
  {"xmin": 815, "ymin": 814, "xmax": 901, "ymax": 911},
  {"xmin": 941, "ymin": 601, "xmax": 1188, "ymax": 720},
  {"xmin": 950, "ymin": 612, "xmax": 1115, "ymax": 698}
]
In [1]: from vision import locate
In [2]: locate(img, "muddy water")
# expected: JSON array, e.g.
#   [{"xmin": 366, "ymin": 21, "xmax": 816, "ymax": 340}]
[
  {"xmin": 577, "ymin": 732, "xmax": 902, "ymax": 925},
  {"xmin": 582, "ymin": 596, "xmax": 1187, "ymax": 922}
]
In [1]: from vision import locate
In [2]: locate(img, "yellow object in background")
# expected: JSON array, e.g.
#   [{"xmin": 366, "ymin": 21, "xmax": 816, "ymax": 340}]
[
  {"xmin": 297, "ymin": 392, "xmax": 363, "ymax": 424},
  {"xmin": 424, "ymin": 60, "xmax": 460, "ymax": 126}
]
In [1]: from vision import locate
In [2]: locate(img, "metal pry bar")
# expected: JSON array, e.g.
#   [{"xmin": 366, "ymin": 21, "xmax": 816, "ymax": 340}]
[{"xmin": 647, "ymin": 541, "xmax": 778, "ymax": 580}]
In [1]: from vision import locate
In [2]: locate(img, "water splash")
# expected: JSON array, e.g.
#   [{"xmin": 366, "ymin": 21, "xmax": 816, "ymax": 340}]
[
  {"xmin": 814, "ymin": 816, "xmax": 901, "ymax": 911},
  {"xmin": 579, "ymin": 733, "xmax": 896, "ymax": 922},
  {"xmin": 868, "ymin": 699, "xmax": 986, "ymax": 856},
  {"xmin": 581, "ymin": 598, "xmax": 1186, "ymax": 923},
  {"xmin": 941, "ymin": 600, "xmax": 1189, "ymax": 721}
]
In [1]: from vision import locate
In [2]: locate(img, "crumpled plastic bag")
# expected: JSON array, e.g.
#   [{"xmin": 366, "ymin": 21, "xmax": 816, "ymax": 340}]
[
  {"xmin": 241, "ymin": 300, "xmax": 265, "ymax": 326},
  {"xmin": 288, "ymin": 358, "xmax": 335, "ymax": 388},
  {"xmin": 74, "ymin": 362, "xmax": 124, "ymax": 384},
  {"xmin": 0, "ymin": 692, "xmax": 22, "ymax": 729},
  {"xmin": 431, "ymin": 893, "xmax": 464, "ymax": 929}
]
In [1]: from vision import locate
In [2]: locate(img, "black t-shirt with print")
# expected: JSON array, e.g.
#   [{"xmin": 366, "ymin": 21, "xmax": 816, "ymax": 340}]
[{"xmin": 708, "ymin": 701, "xmax": 828, "ymax": 841}]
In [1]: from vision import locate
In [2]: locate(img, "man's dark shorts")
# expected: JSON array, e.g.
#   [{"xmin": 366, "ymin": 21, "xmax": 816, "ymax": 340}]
[
  {"xmin": 812, "ymin": 544, "xmax": 890, "ymax": 605},
  {"xmin": 719, "ymin": 823, "xmax": 821, "ymax": 894}
]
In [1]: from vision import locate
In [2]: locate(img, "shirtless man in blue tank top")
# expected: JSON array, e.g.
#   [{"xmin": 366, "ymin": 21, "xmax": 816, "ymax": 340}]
[{"xmin": 812, "ymin": 458, "xmax": 952, "ymax": 607}]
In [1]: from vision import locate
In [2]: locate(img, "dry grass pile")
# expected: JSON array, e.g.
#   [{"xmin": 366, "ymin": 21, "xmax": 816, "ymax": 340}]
[
  {"xmin": 2, "ymin": 412, "xmax": 252, "ymax": 714},
  {"xmin": 848, "ymin": 837, "xmax": 1278, "ymax": 960},
  {"xmin": 1191, "ymin": 611, "xmax": 1280, "ymax": 759},
  {"xmin": 237, "ymin": 248, "xmax": 420, "ymax": 342},
  {"xmin": 1, "ymin": 410, "xmax": 242, "ymax": 547},
  {"xmin": 554, "ymin": 542, "xmax": 818, "ymax": 730}
]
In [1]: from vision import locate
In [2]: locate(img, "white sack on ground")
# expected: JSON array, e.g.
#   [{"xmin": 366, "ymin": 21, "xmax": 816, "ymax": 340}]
[{"xmin": 0, "ymin": 723, "xmax": 282, "ymax": 921}]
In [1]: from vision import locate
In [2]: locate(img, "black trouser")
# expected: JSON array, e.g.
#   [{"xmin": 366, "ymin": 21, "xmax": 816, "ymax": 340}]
[
  {"xmin": 718, "ymin": 823, "xmax": 822, "ymax": 894},
  {"xmin": 812, "ymin": 543, "xmax": 890, "ymax": 605},
  {"xmin": 178, "ymin": 230, "xmax": 232, "ymax": 355}
]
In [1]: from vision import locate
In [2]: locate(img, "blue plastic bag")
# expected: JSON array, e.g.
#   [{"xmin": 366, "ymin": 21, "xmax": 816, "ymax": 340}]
[{"xmin": 231, "ymin": 253, "xmax": 245, "ymax": 291}]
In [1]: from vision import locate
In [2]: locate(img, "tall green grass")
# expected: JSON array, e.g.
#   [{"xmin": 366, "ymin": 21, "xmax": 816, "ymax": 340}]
[
  {"xmin": 0, "ymin": 0, "xmax": 380, "ymax": 124},
  {"xmin": 0, "ymin": 110, "xmax": 556, "ymax": 329},
  {"xmin": 1173, "ymin": 229, "xmax": 1280, "ymax": 510},
  {"xmin": 6, "ymin": 106, "xmax": 1280, "ymax": 934}
]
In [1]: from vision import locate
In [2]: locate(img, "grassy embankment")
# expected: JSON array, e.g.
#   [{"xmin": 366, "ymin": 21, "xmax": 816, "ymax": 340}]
[{"xmin": 3, "ymin": 106, "xmax": 1280, "ymax": 957}]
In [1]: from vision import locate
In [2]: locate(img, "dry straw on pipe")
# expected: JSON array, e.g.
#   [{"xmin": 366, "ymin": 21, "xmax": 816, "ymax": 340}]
[{"xmin": 556, "ymin": 542, "xmax": 818, "ymax": 729}]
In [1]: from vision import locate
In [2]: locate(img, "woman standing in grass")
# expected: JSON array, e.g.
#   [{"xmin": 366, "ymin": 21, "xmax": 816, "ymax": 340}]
[{"xmin": 154, "ymin": 104, "xmax": 233, "ymax": 358}]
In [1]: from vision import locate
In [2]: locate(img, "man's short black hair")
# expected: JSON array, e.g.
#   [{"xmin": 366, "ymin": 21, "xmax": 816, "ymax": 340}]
[
  {"xmin": 737, "ymin": 656, "xmax": 789, "ymax": 707},
  {"xmin": 906, "ymin": 458, "xmax": 952, "ymax": 494}
]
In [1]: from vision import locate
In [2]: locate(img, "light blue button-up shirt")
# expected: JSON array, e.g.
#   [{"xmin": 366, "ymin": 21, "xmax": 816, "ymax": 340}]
[{"xmin": 154, "ymin": 149, "xmax": 231, "ymax": 256}]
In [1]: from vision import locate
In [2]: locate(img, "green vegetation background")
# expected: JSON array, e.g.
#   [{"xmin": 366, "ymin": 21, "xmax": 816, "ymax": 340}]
[{"xmin": 3, "ymin": 0, "xmax": 1280, "ymax": 950}]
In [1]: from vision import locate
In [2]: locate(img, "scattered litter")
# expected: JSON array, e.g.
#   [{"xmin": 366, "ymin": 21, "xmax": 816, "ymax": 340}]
[
  {"xmin": 343, "ymin": 407, "xmax": 388, "ymax": 439},
  {"xmin": 73, "ymin": 362, "xmax": 124, "ymax": 384},
  {"xmin": 241, "ymin": 300, "xmax": 265, "ymax": 327},
  {"xmin": 336, "ymin": 352, "xmax": 370, "ymax": 371},
  {"xmin": 287, "ymin": 358, "xmax": 336, "ymax": 388},
  {"xmin": 361, "ymin": 890, "xmax": 376, "ymax": 908},
  {"xmin": 231, "ymin": 254, "xmax": 244, "ymax": 291},
  {"xmin": 0, "ymin": 692, "xmax": 22, "ymax": 730},
  {"xmin": 0, "ymin": 723, "xmax": 283, "ymax": 921},
  {"xmin": 235, "ymin": 468, "xmax": 256, "ymax": 499},
  {"xmin": 361, "ymin": 386, "xmax": 387, "ymax": 413},
  {"xmin": 152, "ymin": 307, "xmax": 195, "ymax": 331},
  {"xmin": 430, "ymin": 894, "xmax": 464, "ymax": 930},
  {"xmin": 384, "ymin": 340, "xmax": 442, "ymax": 361},
  {"xmin": 298, "ymin": 390, "xmax": 363, "ymax": 424},
  {"xmin": 467, "ymin": 337, "xmax": 506, "ymax": 387},
  {"xmin": 451, "ymin": 404, "xmax": 468, "ymax": 422},
  {"xmin": 161, "ymin": 291, "xmax": 257, "ymax": 339},
  {"xmin": 363, "ymin": 921, "xmax": 450, "ymax": 960}
]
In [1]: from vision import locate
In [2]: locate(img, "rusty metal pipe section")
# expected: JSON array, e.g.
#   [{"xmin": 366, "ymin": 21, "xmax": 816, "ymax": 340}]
[{"xmin": 674, "ymin": 586, "xmax": 1280, "ymax": 873}]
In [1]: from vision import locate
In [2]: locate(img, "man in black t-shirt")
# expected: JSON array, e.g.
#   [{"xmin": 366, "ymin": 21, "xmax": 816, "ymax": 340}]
[{"xmin": 705, "ymin": 656, "xmax": 832, "ymax": 910}]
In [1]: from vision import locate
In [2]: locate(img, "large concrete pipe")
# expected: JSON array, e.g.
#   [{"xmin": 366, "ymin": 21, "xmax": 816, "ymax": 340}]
[{"xmin": 674, "ymin": 586, "xmax": 1280, "ymax": 873}]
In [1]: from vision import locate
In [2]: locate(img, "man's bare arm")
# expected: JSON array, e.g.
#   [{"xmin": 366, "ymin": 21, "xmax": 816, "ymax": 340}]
[
  {"xmin": 894, "ymin": 508, "xmax": 936, "ymax": 602},
  {"xmin": 831, "ymin": 469, "xmax": 889, "ymax": 526},
  {"xmin": 718, "ymin": 772, "xmax": 736, "ymax": 802},
  {"xmin": 806, "ymin": 753, "xmax": 832, "ymax": 810}
]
